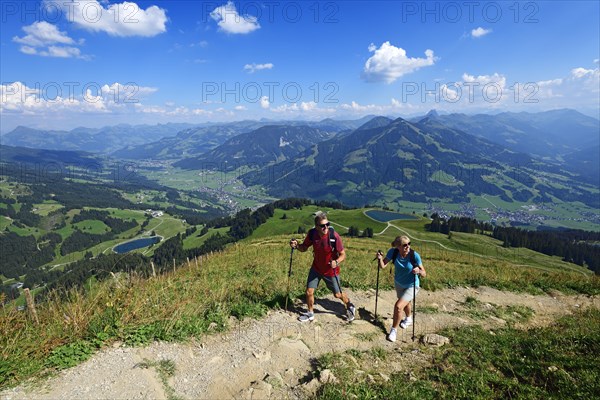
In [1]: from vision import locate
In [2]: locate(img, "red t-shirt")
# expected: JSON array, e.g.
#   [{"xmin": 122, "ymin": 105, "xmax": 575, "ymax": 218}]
[{"xmin": 302, "ymin": 228, "xmax": 344, "ymax": 277}]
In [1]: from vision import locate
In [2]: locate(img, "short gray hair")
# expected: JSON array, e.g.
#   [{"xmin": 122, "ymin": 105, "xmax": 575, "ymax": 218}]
[{"xmin": 314, "ymin": 211, "xmax": 328, "ymax": 225}]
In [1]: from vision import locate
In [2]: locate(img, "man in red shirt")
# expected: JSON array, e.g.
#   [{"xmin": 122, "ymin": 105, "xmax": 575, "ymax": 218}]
[{"xmin": 290, "ymin": 212, "xmax": 355, "ymax": 322}]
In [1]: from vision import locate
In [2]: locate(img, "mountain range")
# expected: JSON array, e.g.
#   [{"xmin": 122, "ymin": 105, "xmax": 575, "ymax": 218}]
[
  {"xmin": 1, "ymin": 123, "xmax": 200, "ymax": 154},
  {"xmin": 0, "ymin": 145, "xmax": 102, "ymax": 166},
  {"xmin": 173, "ymin": 125, "xmax": 334, "ymax": 169},
  {"xmin": 239, "ymin": 114, "xmax": 598, "ymax": 208},
  {"xmin": 113, "ymin": 116, "xmax": 376, "ymax": 161},
  {"xmin": 2, "ymin": 116, "xmax": 380, "ymax": 162},
  {"xmin": 413, "ymin": 109, "xmax": 599, "ymax": 160},
  {"xmin": 2, "ymin": 109, "xmax": 598, "ymax": 210}
]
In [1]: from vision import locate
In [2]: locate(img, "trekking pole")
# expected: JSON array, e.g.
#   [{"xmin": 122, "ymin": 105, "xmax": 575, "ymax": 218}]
[
  {"xmin": 412, "ymin": 272, "xmax": 417, "ymax": 342},
  {"xmin": 334, "ymin": 273, "xmax": 345, "ymax": 308},
  {"xmin": 285, "ymin": 245, "xmax": 295, "ymax": 312},
  {"xmin": 372, "ymin": 250, "xmax": 382, "ymax": 319}
]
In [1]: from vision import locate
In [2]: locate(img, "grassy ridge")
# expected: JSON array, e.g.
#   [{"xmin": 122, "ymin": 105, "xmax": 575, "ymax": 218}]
[
  {"xmin": 182, "ymin": 227, "xmax": 230, "ymax": 250},
  {"xmin": 1, "ymin": 210, "xmax": 598, "ymax": 389},
  {"xmin": 317, "ymin": 308, "xmax": 600, "ymax": 399}
]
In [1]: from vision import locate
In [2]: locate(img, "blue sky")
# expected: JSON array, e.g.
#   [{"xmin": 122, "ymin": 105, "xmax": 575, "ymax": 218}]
[{"xmin": 1, "ymin": 0, "xmax": 599, "ymax": 131}]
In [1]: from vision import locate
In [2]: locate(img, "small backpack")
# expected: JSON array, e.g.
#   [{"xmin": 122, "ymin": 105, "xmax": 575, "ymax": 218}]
[{"xmin": 390, "ymin": 248, "xmax": 418, "ymax": 275}]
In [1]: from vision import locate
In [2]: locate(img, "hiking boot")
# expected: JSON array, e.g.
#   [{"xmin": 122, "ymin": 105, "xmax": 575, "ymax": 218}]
[
  {"xmin": 387, "ymin": 328, "xmax": 397, "ymax": 342},
  {"xmin": 298, "ymin": 312, "xmax": 315, "ymax": 322},
  {"xmin": 400, "ymin": 317, "xmax": 413, "ymax": 329},
  {"xmin": 346, "ymin": 303, "xmax": 355, "ymax": 322}
]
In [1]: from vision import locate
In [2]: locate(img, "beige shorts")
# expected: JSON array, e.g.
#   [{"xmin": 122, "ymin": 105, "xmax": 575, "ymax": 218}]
[{"xmin": 395, "ymin": 284, "xmax": 420, "ymax": 302}]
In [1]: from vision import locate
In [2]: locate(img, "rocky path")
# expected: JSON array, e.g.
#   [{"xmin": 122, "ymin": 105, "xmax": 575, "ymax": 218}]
[{"xmin": 2, "ymin": 287, "xmax": 598, "ymax": 400}]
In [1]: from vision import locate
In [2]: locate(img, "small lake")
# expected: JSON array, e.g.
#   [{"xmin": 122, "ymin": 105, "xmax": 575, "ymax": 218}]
[
  {"xmin": 113, "ymin": 236, "xmax": 161, "ymax": 254},
  {"xmin": 365, "ymin": 210, "xmax": 419, "ymax": 222}
]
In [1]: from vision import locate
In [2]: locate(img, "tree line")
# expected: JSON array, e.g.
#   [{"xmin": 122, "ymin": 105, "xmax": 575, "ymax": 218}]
[
  {"xmin": 427, "ymin": 213, "xmax": 600, "ymax": 274},
  {"xmin": 427, "ymin": 213, "xmax": 494, "ymax": 234},
  {"xmin": 492, "ymin": 226, "xmax": 600, "ymax": 274},
  {"xmin": 0, "ymin": 202, "xmax": 41, "ymax": 228},
  {"xmin": 39, "ymin": 253, "xmax": 151, "ymax": 299},
  {"xmin": 72, "ymin": 209, "xmax": 137, "ymax": 234},
  {"xmin": 346, "ymin": 226, "xmax": 374, "ymax": 238},
  {"xmin": 0, "ymin": 232, "xmax": 60, "ymax": 279}
]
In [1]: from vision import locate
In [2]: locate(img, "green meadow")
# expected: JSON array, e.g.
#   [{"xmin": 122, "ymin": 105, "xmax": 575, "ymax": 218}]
[{"xmin": 1, "ymin": 205, "xmax": 598, "ymax": 392}]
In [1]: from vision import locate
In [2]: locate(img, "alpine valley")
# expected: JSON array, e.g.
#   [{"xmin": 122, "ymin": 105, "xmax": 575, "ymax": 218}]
[
  {"xmin": 3, "ymin": 109, "xmax": 598, "ymax": 227},
  {"xmin": 1, "ymin": 109, "xmax": 598, "ymax": 295}
]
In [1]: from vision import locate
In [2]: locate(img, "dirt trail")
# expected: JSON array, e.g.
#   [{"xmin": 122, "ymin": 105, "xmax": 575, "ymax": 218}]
[{"xmin": 2, "ymin": 287, "xmax": 598, "ymax": 400}]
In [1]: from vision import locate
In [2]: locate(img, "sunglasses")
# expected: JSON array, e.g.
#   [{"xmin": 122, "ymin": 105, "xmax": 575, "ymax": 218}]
[
  {"xmin": 318, "ymin": 222, "xmax": 331, "ymax": 228},
  {"xmin": 402, "ymin": 242, "xmax": 411, "ymax": 248}
]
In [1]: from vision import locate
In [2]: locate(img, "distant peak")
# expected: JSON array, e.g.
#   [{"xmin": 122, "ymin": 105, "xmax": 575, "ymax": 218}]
[
  {"xmin": 426, "ymin": 109, "xmax": 440, "ymax": 118},
  {"xmin": 356, "ymin": 116, "xmax": 393, "ymax": 131},
  {"xmin": 8, "ymin": 125, "xmax": 39, "ymax": 134}
]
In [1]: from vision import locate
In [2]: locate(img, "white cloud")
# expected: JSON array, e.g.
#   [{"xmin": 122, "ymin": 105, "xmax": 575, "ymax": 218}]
[
  {"xmin": 271, "ymin": 103, "xmax": 298, "ymax": 112},
  {"xmin": 336, "ymin": 99, "xmax": 417, "ymax": 117},
  {"xmin": 234, "ymin": 105, "xmax": 247, "ymax": 111},
  {"xmin": 190, "ymin": 41, "xmax": 208, "ymax": 48},
  {"xmin": 0, "ymin": 81, "xmax": 157, "ymax": 115},
  {"xmin": 192, "ymin": 108, "xmax": 211, "ymax": 115},
  {"xmin": 300, "ymin": 102, "xmax": 317, "ymax": 111},
  {"xmin": 101, "ymin": 82, "xmax": 158, "ymax": 99},
  {"xmin": 210, "ymin": 1, "xmax": 260, "ymax": 34},
  {"xmin": 41, "ymin": 46, "xmax": 84, "ymax": 58},
  {"xmin": 13, "ymin": 21, "xmax": 75, "ymax": 47},
  {"xmin": 135, "ymin": 104, "xmax": 215, "ymax": 117},
  {"xmin": 363, "ymin": 42, "xmax": 437, "ymax": 84},
  {"xmin": 440, "ymin": 84, "xmax": 459, "ymax": 101},
  {"xmin": 13, "ymin": 21, "xmax": 87, "ymax": 59},
  {"xmin": 462, "ymin": 72, "xmax": 507, "ymax": 88},
  {"xmin": 390, "ymin": 98, "xmax": 418, "ymax": 110},
  {"xmin": 270, "ymin": 102, "xmax": 336, "ymax": 117},
  {"xmin": 569, "ymin": 66, "xmax": 600, "ymax": 94},
  {"xmin": 535, "ymin": 79, "xmax": 563, "ymax": 99},
  {"xmin": 504, "ymin": 67, "xmax": 598, "ymax": 106},
  {"xmin": 243, "ymin": 63, "xmax": 274, "ymax": 73},
  {"xmin": 571, "ymin": 67, "xmax": 598, "ymax": 79},
  {"xmin": 445, "ymin": 73, "xmax": 508, "ymax": 108},
  {"xmin": 408, "ymin": 66, "xmax": 599, "ymax": 113},
  {"xmin": 260, "ymin": 96, "xmax": 270, "ymax": 109},
  {"xmin": 53, "ymin": 0, "xmax": 168, "ymax": 37},
  {"xmin": 471, "ymin": 27, "xmax": 492, "ymax": 38},
  {"xmin": 514, "ymin": 67, "xmax": 598, "ymax": 113},
  {"xmin": 340, "ymin": 101, "xmax": 388, "ymax": 113},
  {"xmin": 19, "ymin": 46, "xmax": 39, "ymax": 55}
]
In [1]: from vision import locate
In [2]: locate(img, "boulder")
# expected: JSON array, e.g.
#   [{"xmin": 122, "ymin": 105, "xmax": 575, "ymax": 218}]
[{"xmin": 421, "ymin": 334, "xmax": 450, "ymax": 346}]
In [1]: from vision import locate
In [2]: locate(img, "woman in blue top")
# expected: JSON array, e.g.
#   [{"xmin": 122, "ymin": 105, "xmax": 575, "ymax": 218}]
[{"xmin": 376, "ymin": 235, "xmax": 427, "ymax": 342}]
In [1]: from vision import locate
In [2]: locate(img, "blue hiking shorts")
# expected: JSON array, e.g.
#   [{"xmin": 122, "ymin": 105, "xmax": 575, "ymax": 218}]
[{"xmin": 306, "ymin": 268, "xmax": 341, "ymax": 294}]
